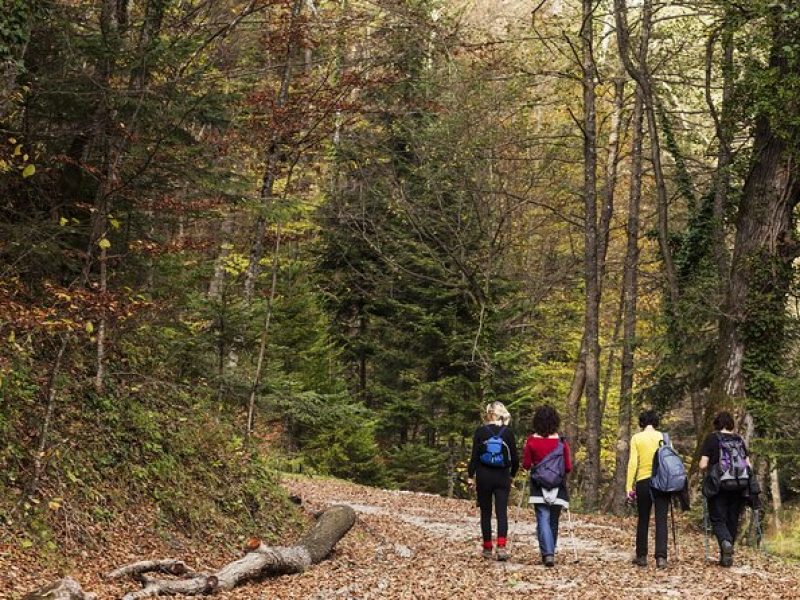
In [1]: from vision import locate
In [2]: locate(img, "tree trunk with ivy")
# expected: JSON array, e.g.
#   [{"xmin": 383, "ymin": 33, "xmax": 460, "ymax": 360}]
[{"xmin": 703, "ymin": 21, "xmax": 800, "ymax": 453}]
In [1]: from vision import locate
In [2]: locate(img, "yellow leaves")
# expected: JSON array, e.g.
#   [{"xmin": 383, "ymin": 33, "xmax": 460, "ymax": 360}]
[
  {"xmin": 4, "ymin": 136, "xmax": 36, "ymax": 178},
  {"xmin": 59, "ymin": 217, "xmax": 68, "ymax": 226},
  {"xmin": 98, "ymin": 238, "xmax": 112, "ymax": 249},
  {"xmin": 222, "ymin": 252, "xmax": 250, "ymax": 276},
  {"xmin": 48, "ymin": 498, "xmax": 63, "ymax": 511},
  {"xmin": 85, "ymin": 321, "xmax": 94, "ymax": 334},
  {"xmin": 110, "ymin": 218, "xmax": 121, "ymax": 230}
]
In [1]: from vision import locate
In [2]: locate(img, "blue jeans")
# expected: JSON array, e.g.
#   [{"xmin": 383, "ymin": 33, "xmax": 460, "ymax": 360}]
[{"xmin": 535, "ymin": 503, "xmax": 562, "ymax": 557}]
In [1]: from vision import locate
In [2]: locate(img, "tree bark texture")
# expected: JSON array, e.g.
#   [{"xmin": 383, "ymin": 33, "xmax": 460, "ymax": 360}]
[
  {"xmin": 610, "ymin": 22, "xmax": 649, "ymax": 514},
  {"xmin": 24, "ymin": 578, "xmax": 96, "ymax": 600},
  {"xmin": 581, "ymin": 0, "xmax": 601, "ymax": 509},
  {"xmin": 613, "ymin": 0, "xmax": 679, "ymax": 306},
  {"xmin": 701, "ymin": 21, "xmax": 800, "ymax": 466},
  {"xmin": 108, "ymin": 505, "xmax": 356, "ymax": 599}
]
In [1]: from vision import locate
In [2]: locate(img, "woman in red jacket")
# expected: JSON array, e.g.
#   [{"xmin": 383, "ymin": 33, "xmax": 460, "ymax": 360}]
[{"xmin": 522, "ymin": 405, "xmax": 572, "ymax": 567}]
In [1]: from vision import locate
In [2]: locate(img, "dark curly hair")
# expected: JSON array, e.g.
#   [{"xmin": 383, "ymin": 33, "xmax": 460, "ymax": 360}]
[
  {"xmin": 638, "ymin": 409, "xmax": 660, "ymax": 429},
  {"xmin": 713, "ymin": 411, "xmax": 735, "ymax": 431},
  {"xmin": 533, "ymin": 405, "xmax": 560, "ymax": 436}
]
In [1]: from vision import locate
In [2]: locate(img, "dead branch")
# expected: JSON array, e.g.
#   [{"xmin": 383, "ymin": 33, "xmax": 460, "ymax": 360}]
[{"xmin": 110, "ymin": 504, "xmax": 356, "ymax": 599}]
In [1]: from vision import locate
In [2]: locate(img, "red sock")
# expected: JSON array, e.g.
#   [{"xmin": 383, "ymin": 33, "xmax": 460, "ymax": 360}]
[
  {"xmin": 483, "ymin": 540, "xmax": 493, "ymax": 549},
  {"xmin": 497, "ymin": 537, "xmax": 506, "ymax": 548}
]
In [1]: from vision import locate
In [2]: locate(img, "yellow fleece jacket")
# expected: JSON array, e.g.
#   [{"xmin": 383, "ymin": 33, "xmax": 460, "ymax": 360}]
[{"xmin": 626, "ymin": 428, "xmax": 664, "ymax": 492}]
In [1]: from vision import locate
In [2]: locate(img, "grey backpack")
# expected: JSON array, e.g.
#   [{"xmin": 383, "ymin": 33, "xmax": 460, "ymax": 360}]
[{"xmin": 650, "ymin": 433, "xmax": 687, "ymax": 493}]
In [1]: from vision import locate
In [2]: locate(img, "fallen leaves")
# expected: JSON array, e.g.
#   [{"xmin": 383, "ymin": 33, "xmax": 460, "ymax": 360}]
[{"xmin": 5, "ymin": 475, "xmax": 800, "ymax": 599}]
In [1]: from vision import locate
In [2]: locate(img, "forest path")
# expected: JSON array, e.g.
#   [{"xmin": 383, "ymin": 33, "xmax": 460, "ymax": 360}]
[{"xmin": 275, "ymin": 476, "xmax": 798, "ymax": 599}]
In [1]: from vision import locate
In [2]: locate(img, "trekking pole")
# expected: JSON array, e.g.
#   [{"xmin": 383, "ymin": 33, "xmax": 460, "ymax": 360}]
[
  {"xmin": 669, "ymin": 496, "xmax": 679, "ymax": 560},
  {"xmin": 566, "ymin": 505, "xmax": 579, "ymax": 563},
  {"xmin": 507, "ymin": 478, "xmax": 528, "ymax": 549},
  {"xmin": 703, "ymin": 497, "xmax": 710, "ymax": 563},
  {"xmin": 754, "ymin": 508, "xmax": 764, "ymax": 552}
]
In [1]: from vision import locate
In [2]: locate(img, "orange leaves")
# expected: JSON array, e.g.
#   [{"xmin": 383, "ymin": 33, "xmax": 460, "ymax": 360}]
[{"xmin": 0, "ymin": 280, "xmax": 150, "ymax": 336}]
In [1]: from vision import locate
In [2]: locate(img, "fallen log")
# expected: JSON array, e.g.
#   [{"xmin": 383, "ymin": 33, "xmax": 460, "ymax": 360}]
[
  {"xmin": 109, "ymin": 504, "xmax": 355, "ymax": 599},
  {"xmin": 23, "ymin": 577, "xmax": 97, "ymax": 600}
]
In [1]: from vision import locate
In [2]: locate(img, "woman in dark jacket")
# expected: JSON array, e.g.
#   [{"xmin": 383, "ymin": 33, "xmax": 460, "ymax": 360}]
[
  {"xmin": 522, "ymin": 405, "xmax": 572, "ymax": 567},
  {"xmin": 467, "ymin": 401, "xmax": 519, "ymax": 561},
  {"xmin": 700, "ymin": 411, "xmax": 751, "ymax": 567}
]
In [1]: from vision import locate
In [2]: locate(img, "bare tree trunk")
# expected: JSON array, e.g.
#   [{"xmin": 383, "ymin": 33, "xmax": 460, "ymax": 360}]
[
  {"xmin": 610, "ymin": 31, "xmax": 648, "ymax": 516},
  {"xmin": 706, "ymin": 25, "xmax": 734, "ymax": 277},
  {"xmin": 246, "ymin": 225, "xmax": 281, "ymax": 438},
  {"xmin": 242, "ymin": 0, "xmax": 304, "ymax": 302},
  {"xmin": 565, "ymin": 74, "xmax": 623, "ymax": 460},
  {"xmin": 564, "ymin": 350, "xmax": 585, "ymax": 454},
  {"xmin": 770, "ymin": 462, "xmax": 782, "ymax": 533},
  {"xmin": 23, "ymin": 336, "xmax": 68, "ymax": 506},
  {"xmin": 613, "ymin": 0, "xmax": 678, "ymax": 306},
  {"xmin": 209, "ymin": 213, "xmax": 236, "ymax": 299},
  {"xmin": 581, "ymin": 0, "xmax": 601, "ymax": 509},
  {"xmin": 89, "ymin": 0, "xmax": 167, "ymax": 393}
]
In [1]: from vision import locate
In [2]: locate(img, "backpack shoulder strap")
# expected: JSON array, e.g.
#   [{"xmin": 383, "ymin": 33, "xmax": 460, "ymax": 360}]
[{"xmin": 662, "ymin": 432, "xmax": 671, "ymax": 447}]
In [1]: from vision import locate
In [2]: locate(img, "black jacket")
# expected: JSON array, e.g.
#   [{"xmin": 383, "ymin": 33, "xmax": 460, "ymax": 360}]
[{"xmin": 468, "ymin": 423, "xmax": 519, "ymax": 478}]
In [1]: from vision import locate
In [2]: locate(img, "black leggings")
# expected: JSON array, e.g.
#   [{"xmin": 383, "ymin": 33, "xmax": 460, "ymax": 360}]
[
  {"xmin": 708, "ymin": 490, "xmax": 745, "ymax": 546},
  {"xmin": 476, "ymin": 467, "xmax": 511, "ymax": 543},
  {"xmin": 635, "ymin": 478, "xmax": 669, "ymax": 558}
]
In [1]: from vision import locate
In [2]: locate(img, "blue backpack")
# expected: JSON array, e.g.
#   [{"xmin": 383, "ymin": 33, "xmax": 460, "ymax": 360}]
[
  {"xmin": 650, "ymin": 433, "xmax": 687, "ymax": 493},
  {"xmin": 479, "ymin": 426, "xmax": 510, "ymax": 467},
  {"xmin": 531, "ymin": 439, "xmax": 566, "ymax": 489}
]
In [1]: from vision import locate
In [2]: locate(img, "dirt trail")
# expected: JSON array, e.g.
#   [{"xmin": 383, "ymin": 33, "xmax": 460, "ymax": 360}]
[{"xmin": 5, "ymin": 476, "xmax": 800, "ymax": 599}]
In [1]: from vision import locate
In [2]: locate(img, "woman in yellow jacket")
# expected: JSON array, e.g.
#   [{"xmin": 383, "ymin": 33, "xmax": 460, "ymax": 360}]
[{"xmin": 626, "ymin": 409, "xmax": 669, "ymax": 568}]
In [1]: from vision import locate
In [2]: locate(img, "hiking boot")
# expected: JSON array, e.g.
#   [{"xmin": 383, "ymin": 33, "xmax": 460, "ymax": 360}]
[
  {"xmin": 656, "ymin": 557, "xmax": 668, "ymax": 569},
  {"xmin": 496, "ymin": 546, "xmax": 509, "ymax": 561},
  {"xmin": 632, "ymin": 556, "xmax": 647, "ymax": 567},
  {"xmin": 720, "ymin": 540, "xmax": 733, "ymax": 567},
  {"xmin": 543, "ymin": 555, "xmax": 555, "ymax": 568},
  {"xmin": 482, "ymin": 547, "xmax": 493, "ymax": 559}
]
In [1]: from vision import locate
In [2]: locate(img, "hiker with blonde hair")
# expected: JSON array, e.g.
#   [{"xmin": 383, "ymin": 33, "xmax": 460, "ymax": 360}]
[{"xmin": 467, "ymin": 401, "xmax": 519, "ymax": 560}]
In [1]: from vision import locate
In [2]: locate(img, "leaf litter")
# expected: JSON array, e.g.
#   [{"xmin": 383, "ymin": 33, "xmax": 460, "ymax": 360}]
[{"xmin": 4, "ymin": 475, "xmax": 799, "ymax": 598}]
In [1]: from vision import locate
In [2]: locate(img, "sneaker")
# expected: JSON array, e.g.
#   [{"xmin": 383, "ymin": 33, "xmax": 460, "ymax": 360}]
[
  {"xmin": 720, "ymin": 540, "xmax": 733, "ymax": 567},
  {"xmin": 496, "ymin": 546, "xmax": 509, "ymax": 561},
  {"xmin": 632, "ymin": 556, "xmax": 647, "ymax": 567},
  {"xmin": 656, "ymin": 557, "xmax": 667, "ymax": 569},
  {"xmin": 543, "ymin": 555, "xmax": 555, "ymax": 567},
  {"xmin": 482, "ymin": 547, "xmax": 493, "ymax": 559}
]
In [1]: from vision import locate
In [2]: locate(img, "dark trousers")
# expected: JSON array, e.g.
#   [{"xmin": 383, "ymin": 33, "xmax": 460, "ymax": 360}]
[
  {"xmin": 635, "ymin": 478, "xmax": 669, "ymax": 558},
  {"xmin": 708, "ymin": 490, "xmax": 745, "ymax": 546},
  {"xmin": 476, "ymin": 467, "xmax": 511, "ymax": 543}
]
